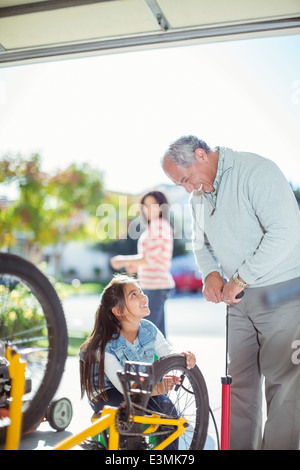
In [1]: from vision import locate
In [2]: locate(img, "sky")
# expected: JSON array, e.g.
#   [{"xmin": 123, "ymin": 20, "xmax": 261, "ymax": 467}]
[{"xmin": 0, "ymin": 32, "xmax": 300, "ymax": 195}]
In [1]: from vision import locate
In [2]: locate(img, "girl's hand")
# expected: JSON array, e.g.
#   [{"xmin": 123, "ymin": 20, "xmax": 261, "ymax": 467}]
[
  {"xmin": 152, "ymin": 375, "xmax": 181, "ymax": 395},
  {"xmin": 181, "ymin": 351, "xmax": 196, "ymax": 369}
]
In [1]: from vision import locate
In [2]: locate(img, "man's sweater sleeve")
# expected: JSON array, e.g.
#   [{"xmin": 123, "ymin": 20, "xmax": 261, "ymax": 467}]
[{"xmin": 237, "ymin": 160, "xmax": 300, "ymax": 285}]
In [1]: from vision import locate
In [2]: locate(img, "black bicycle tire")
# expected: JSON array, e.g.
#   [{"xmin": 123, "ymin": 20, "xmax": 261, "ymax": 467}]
[
  {"xmin": 149, "ymin": 353, "xmax": 210, "ymax": 450},
  {"xmin": 0, "ymin": 252, "xmax": 68, "ymax": 434}
]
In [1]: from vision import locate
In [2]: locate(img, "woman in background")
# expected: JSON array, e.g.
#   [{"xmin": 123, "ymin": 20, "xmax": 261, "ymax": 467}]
[{"xmin": 110, "ymin": 190, "xmax": 175, "ymax": 337}]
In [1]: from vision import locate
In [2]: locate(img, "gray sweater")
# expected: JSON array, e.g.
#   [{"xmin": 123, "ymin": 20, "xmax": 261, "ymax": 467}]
[{"xmin": 190, "ymin": 147, "xmax": 300, "ymax": 287}]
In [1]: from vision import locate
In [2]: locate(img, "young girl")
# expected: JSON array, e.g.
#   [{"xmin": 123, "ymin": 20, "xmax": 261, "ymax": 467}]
[{"xmin": 79, "ymin": 274, "xmax": 196, "ymax": 448}]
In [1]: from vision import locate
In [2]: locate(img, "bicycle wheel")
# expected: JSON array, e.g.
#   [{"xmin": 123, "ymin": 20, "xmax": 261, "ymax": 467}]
[
  {"xmin": 0, "ymin": 253, "xmax": 68, "ymax": 435},
  {"xmin": 145, "ymin": 353, "xmax": 210, "ymax": 450}
]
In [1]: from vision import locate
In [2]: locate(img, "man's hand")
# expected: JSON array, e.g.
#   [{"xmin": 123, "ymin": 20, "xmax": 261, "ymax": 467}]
[
  {"xmin": 203, "ymin": 271, "xmax": 226, "ymax": 303},
  {"xmin": 221, "ymin": 278, "xmax": 244, "ymax": 305}
]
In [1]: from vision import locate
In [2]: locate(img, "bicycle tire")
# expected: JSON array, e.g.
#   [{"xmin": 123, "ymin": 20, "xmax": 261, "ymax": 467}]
[
  {"xmin": 0, "ymin": 253, "xmax": 68, "ymax": 435},
  {"xmin": 145, "ymin": 353, "xmax": 210, "ymax": 450}
]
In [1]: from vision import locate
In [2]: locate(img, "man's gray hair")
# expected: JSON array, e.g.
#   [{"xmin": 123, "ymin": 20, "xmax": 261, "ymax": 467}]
[{"xmin": 162, "ymin": 135, "xmax": 211, "ymax": 168}]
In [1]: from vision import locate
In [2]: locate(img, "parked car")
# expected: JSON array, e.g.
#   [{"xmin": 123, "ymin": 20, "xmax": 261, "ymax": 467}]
[
  {"xmin": 172, "ymin": 269, "xmax": 203, "ymax": 292},
  {"xmin": 171, "ymin": 254, "xmax": 203, "ymax": 293}
]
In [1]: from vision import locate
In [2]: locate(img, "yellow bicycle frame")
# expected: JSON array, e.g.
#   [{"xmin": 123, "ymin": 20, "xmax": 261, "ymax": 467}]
[
  {"xmin": 4, "ymin": 346, "xmax": 26, "ymax": 450},
  {"xmin": 54, "ymin": 405, "xmax": 188, "ymax": 450}
]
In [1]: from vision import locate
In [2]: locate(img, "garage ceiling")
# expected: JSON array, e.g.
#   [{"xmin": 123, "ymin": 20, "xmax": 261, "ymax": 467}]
[{"xmin": 0, "ymin": 0, "xmax": 300, "ymax": 66}]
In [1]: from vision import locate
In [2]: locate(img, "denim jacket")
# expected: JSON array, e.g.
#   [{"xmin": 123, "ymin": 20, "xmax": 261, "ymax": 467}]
[{"xmin": 83, "ymin": 319, "xmax": 158, "ymax": 393}]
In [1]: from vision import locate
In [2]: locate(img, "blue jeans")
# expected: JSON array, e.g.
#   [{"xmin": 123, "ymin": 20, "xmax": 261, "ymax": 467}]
[
  {"xmin": 91, "ymin": 388, "xmax": 178, "ymax": 450},
  {"xmin": 143, "ymin": 288, "xmax": 172, "ymax": 337}
]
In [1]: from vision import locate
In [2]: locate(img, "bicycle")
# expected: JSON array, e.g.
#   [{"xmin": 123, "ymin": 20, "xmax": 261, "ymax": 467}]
[
  {"xmin": 0, "ymin": 252, "xmax": 68, "ymax": 437},
  {"xmin": 54, "ymin": 353, "xmax": 210, "ymax": 451}
]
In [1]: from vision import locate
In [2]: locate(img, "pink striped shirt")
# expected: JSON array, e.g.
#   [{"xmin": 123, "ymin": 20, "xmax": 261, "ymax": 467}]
[{"xmin": 137, "ymin": 217, "xmax": 175, "ymax": 290}]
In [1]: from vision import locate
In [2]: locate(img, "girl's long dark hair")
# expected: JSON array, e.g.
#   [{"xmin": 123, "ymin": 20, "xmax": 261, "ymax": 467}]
[{"xmin": 79, "ymin": 274, "xmax": 134, "ymax": 402}]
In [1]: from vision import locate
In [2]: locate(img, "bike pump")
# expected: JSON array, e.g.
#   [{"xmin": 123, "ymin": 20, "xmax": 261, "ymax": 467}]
[{"xmin": 220, "ymin": 291, "xmax": 244, "ymax": 450}]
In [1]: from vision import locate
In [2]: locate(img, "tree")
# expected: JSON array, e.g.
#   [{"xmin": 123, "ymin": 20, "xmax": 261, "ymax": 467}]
[
  {"xmin": 0, "ymin": 153, "xmax": 50, "ymax": 254},
  {"xmin": 0, "ymin": 153, "xmax": 104, "ymax": 270},
  {"xmin": 47, "ymin": 161, "xmax": 104, "ymax": 243}
]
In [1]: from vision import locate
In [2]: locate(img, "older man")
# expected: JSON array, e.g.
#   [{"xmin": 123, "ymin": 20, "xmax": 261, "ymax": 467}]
[{"xmin": 162, "ymin": 135, "xmax": 300, "ymax": 450}]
